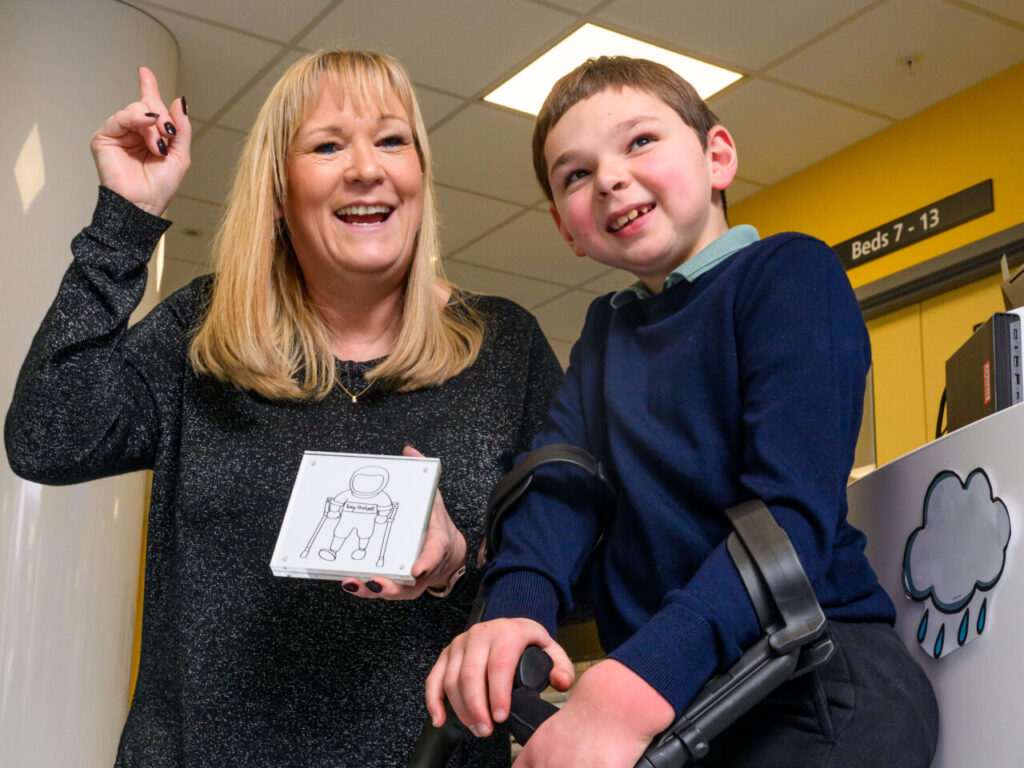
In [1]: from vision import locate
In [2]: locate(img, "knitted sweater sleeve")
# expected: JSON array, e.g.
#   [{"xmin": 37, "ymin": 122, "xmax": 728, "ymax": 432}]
[
  {"xmin": 4, "ymin": 187, "xmax": 180, "ymax": 484},
  {"xmin": 482, "ymin": 307, "xmax": 605, "ymax": 632}
]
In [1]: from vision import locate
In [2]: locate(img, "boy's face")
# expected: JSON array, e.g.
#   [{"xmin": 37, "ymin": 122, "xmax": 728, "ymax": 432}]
[{"xmin": 544, "ymin": 86, "xmax": 736, "ymax": 292}]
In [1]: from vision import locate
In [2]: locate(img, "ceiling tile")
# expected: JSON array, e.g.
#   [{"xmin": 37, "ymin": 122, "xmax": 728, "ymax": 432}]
[
  {"xmin": 767, "ymin": 0, "xmax": 1024, "ymax": 119},
  {"xmin": 164, "ymin": 196, "xmax": 223, "ymax": 267},
  {"xmin": 578, "ymin": 268, "xmax": 634, "ymax": 295},
  {"xmin": 298, "ymin": 0, "xmax": 575, "ymax": 96},
  {"xmin": 137, "ymin": 7, "xmax": 285, "ymax": 120},
  {"xmin": 415, "ymin": 87, "xmax": 467, "ymax": 129},
  {"xmin": 454, "ymin": 210, "xmax": 609, "ymax": 286},
  {"xmin": 596, "ymin": 0, "xmax": 878, "ymax": 70},
  {"xmin": 712, "ymin": 79, "xmax": 891, "ymax": 185},
  {"xmin": 443, "ymin": 261, "xmax": 566, "ymax": 309},
  {"xmin": 178, "ymin": 125, "xmax": 248, "ymax": 203},
  {"xmin": 158, "ymin": 255, "xmax": 207, "ymax": 299},
  {"xmin": 435, "ymin": 186, "xmax": 524, "ymax": 254},
  {"xmin": 430, "ymin": 104, "xmax": 542, "ymax": 205},
  {"xmin": 134, "ymin": 0, "xmax": 331, "ymax": 42},
  {"xmin": 544, "ymin": 0, "xmax": 606, "ymax": 12},
  {"xmin": 531, "ymin": 290, "xmax": 598, "ymax": 343},
  {"xmin": 727, "ymin": 179, "xmax": 766, "ymax": 206},
  {"xmin": 217, "ymin": 50, "xmax": 307, "ymax": 132},
  {"xmin": 546, "ymin": 338, "xmax": 573, "ymax": 371},
  {"xmin": 963, "ymin": 0, "xmax": 1024, "ymax": 25}
]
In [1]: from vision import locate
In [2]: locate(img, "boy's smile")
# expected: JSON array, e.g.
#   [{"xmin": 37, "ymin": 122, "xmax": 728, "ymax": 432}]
[{"xmin": 544, "ymin": 86, "xmax": 737, "ymax": 293}]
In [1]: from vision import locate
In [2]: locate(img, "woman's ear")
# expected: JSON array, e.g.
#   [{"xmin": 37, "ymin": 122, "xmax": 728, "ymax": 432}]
[
  {"xmin": 550, "ymin": 205, "xmax": 586, "ymax": 258},
  {"xmin": 706, "ymin": 125, "xmax": 738, "ymax": 192}
]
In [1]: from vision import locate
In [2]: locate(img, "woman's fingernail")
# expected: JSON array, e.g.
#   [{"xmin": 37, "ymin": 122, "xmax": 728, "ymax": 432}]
[
  {"xmin": 414, "ymin": 569, "xmax": 427, "ymax": 579},
  {"xmin": 180, "ymin": 95, "xmax": 188, "ymax": 116},
  {"xmin": 145, "ymin": 112, "xmax": 160, "ymax": 118},
  {"xmin": 365, "ymin": 580, "xmax": 382, "ymax": 593},
  {"xmin": 343, "ymin": 582, "xmax": 359, "ymax": 593},
  {"xmin": 164, "ymin": 122, "xmax": 177, "ymax": 136},
  {"xmin": 157, "ymin": 138, "xmax": 168, "ymax": 156},
  {"xmin": 493, "ymin": 708, "xmax": 507, "ymax": 723}
]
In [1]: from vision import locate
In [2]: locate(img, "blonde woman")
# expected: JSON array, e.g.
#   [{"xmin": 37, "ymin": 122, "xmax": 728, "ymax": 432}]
[{"xmin": 5, "ymin": 51, "xmax": 561, "ymax": 767}]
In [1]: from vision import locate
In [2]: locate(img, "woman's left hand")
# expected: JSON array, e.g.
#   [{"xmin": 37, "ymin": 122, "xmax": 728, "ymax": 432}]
[{"xmin": 341, "ymin": 445, "xmax": 467, "ymax": 600}]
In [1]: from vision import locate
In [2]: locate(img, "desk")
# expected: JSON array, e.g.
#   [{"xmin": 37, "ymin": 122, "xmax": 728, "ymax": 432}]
[{"xmin": 848, "ymin": 402, "xmax": 1024, "ymax": 767}]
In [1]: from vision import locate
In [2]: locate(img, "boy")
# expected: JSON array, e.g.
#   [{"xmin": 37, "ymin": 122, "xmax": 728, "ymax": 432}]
[{"xmin": 426, "ymin": 57, "xmax": 937, "ymax": 767}]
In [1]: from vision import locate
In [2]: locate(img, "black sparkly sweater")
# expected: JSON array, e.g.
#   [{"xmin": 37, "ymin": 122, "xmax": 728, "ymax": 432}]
[{"xmin": 4, "ymin": 187, "xmax": 564, "ymax": 768}]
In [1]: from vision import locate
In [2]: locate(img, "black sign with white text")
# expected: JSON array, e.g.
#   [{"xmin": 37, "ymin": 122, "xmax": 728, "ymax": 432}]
[{"xmin": 833, "ymin": 180, "xmax": 993, "ymax": 270}]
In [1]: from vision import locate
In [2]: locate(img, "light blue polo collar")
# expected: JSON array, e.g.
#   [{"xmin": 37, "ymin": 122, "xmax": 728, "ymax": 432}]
[{"xmin": 610, "ymin": 225, "xmax": 760, "ymax": 308}]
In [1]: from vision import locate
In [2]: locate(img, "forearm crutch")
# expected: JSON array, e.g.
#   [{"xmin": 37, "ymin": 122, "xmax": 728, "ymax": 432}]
[
  {"xmin": 408, "ymin": 445, "xmax": 833, "ymax": 768},
  {"xmin": 376, "ymin": 502, "xmax": 399, "ymax": 567},
  {"xmin": 301, "ymin": 497, "xmax": 333, "ymax": 559}
]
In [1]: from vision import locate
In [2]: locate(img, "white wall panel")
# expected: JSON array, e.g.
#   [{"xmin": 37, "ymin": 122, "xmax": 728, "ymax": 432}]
[{"xmin": 0, "ymin": 2, "xmax": 177, "ymax": 765}]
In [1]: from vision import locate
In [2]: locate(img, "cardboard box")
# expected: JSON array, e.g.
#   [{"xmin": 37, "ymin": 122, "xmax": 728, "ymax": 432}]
[{"xmin": 1001, "ymin": 255, "xmax": 1024, "ymax": 311}]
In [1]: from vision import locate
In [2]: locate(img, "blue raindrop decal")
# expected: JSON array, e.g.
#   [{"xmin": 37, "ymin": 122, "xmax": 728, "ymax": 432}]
[
  {"xmin": 958, "ymin": 610, "xmax": 970, "ymax": 646},
  {"xmin": 918, "ymin": 610, "xmax": 929, "ymax": 643},
  {"xmin": 977, "ymin": 599, "xmax": 987, "ymax": 635},
  {"xmin": 933, "ymin": 624, "xmax": 945, "ymax": 658}
]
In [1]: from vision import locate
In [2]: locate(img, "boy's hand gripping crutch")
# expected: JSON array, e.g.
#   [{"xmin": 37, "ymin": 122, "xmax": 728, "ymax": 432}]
[{"xmin": 407, "ymin": 445, "xmax": 834, "ymax": 768}]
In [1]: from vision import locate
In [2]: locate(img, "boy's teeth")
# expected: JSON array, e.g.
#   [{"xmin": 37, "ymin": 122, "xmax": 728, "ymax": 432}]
[{"xmin": 611, "ymin": 204, "xmax": 652, "ymax": 232}]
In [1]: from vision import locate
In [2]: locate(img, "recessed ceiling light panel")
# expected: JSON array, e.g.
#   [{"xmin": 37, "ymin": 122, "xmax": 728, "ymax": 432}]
[{"xmin": 485, "ymin": 24, "xmax": 742, "ymax": 116}]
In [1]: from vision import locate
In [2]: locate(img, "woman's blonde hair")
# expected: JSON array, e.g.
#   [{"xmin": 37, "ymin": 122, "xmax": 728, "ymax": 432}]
[{"xmin": 190, "ymin": 49, "xmax": 483, "ymax": 400}]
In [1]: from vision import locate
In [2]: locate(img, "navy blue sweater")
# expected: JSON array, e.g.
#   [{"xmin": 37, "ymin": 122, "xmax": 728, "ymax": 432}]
[{"xmin": 483, "ymin": 233, "xmax": 895, "ymax": 714}]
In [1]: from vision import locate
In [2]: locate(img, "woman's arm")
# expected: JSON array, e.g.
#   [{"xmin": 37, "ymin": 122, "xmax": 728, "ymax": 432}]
[{"xmin": 4, "ymin": 68, "xmax": 192, "ymax": 483}]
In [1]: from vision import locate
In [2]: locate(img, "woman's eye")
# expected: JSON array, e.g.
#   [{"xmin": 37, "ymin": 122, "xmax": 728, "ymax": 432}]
[
  {"xmin": 379, "ymin": 135, "xmax": 409, "ymax": 148},
  {"xmin": 629, "ymin": 134, "xmax": 655, "ymax": 150},
  {"xmin": 314, "ymin": 142, "xmax": 341, "ymax": 154}
]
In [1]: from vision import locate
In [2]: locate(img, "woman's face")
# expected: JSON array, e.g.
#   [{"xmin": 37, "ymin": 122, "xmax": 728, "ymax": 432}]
[{"xmin": 283, "ymin": 85, "xmax": 424, "ymax": 287}]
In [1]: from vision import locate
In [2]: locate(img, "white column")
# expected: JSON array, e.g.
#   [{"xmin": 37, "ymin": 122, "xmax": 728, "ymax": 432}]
[{"xmin": 0, "ymin": 2, "xmax": 177, "ymax": 765}]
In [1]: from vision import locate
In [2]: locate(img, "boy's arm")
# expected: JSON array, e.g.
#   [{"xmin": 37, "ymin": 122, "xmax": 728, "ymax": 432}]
[
  {"xmin": 425, "ymin": 301, "xmax": 608, "ymax": 736},
  {"xmin": 482, "ymin": 300, "xmax": 608, "ymax": 634},
  {"xmin": 513, "ymin": 659, "xmax": 675, "ymax": 768},
  {"xmin": 609, "ymin": 236, "xmax": 873, "ymax": 714}
]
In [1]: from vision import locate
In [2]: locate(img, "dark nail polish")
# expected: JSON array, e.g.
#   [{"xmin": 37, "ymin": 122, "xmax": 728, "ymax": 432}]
[
  {"xmin": 145, "ymin": 112, "xmax": 160, "ymax": 118},
  {"xmin": 180, "ymin": 96, "xmax": 188, "ymax": 116},
  {"xmin": 164, "ymin": 122, "xmax": 177, "ymax": 136},
  {"xmin": 157, "ymin": 138, "xmax": 168, "ymax": 156},
  {"xmin": 366, "ymin": 580, "xmax": 382, "ymax": 593},
  {"xmin": 343, "ymin": 582, "xmax": 359, "ymax": 593}
]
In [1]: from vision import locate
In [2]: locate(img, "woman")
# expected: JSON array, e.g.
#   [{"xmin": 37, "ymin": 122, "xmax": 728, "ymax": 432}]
[{"xmin": 4, "ymin": 51, "xmax": 562, "ymax": 767}]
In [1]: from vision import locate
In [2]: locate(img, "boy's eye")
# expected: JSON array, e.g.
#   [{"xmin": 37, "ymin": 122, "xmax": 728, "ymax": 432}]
[
  {"xmin": 564, "ymin": 169, "xmax": 589, "ymax": 187},
  {"xmin": 629, "ymin": 134, "xmax": 655, "ymax": 150}
]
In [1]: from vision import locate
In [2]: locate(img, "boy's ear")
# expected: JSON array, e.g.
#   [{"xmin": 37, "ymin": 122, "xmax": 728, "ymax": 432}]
[
  {"xmin": 706, "ymin": 125, "xmax": 738, "ymax": 193},
  {"xmin": 549, "ymin": 204, "xmax": 587, "ymax": 258}
]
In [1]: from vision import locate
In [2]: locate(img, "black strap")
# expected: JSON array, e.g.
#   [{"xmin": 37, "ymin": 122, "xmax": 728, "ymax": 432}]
[{"xmin": 483, "ymin": 443, "xmax": 616, "ymax": 560}]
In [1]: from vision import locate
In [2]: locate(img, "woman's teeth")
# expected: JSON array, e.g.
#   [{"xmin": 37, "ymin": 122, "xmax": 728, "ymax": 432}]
[
  {"xmin": 335, "ymin": 204, "xmax": 392, "ymax": 224},
  {"xmin": 609, "ymin": 204, "xmax": 653, "ymax": 232}
]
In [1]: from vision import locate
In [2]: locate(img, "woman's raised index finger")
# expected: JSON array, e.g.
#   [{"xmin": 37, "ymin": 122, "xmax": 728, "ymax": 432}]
[{"xmin": 138, "ymin": 66, "xmax": 163, "ymax": 104}]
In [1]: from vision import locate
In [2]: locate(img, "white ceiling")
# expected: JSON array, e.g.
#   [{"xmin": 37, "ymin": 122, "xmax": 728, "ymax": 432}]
[{"xmin": 133, "ymin": 0, "xmax": 1024, "ymax": 365}]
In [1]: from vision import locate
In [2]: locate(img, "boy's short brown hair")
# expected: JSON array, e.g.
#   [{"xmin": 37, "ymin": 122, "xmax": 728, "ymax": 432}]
[{"xmin": 532, "ymin": 56, "xmax": 722, "ymax": 203}]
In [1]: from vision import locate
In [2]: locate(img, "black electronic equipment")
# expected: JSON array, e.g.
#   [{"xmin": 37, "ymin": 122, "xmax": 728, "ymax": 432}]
[{"xmin": 945, "ymin": 312, "xmax": 1022, "ymax": 433}]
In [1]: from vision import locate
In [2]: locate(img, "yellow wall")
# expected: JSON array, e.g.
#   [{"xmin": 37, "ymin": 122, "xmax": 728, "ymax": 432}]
[{"xmin": 730, "ymin": 62, "xmax": 1024, "ymax": 465}]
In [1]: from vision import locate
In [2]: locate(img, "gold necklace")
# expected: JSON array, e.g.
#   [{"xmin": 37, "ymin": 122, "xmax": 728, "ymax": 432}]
[{"xmin": 338, "ymin": 375, "xmax": 376, "ymax": 403}]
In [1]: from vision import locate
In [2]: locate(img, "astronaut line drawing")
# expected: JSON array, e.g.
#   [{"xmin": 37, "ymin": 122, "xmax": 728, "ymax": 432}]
[{"xmin": 300, "ymin": 465, "xmax": 400, "ymax": 568}]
